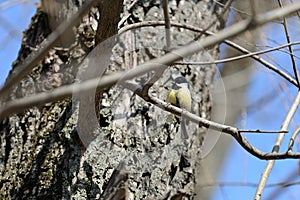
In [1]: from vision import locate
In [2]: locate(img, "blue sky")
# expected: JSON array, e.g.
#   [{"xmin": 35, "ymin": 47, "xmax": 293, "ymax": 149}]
[
  {"xmin": 0, "ymin": 0, "xmax": 38, "ymax": 87},
  {"xmin": 1, "ymin": 1, "xmax": 300, "ymax": 199},
  {"xmin": 211, "ymin": 19, "xmax": 300, "ymax": 199}
]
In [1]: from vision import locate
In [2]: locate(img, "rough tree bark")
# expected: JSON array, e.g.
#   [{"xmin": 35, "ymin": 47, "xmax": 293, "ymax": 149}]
[{"xmin": 0, "ymin": 0, "xmax": 229, "ymax": 199}]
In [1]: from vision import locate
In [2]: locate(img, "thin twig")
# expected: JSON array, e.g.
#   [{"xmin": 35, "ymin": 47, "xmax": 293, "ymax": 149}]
[
  {"xmin": 249, "ymin": 0, "xmax": 257, "ymax": 17},
  {"xmin": 191, "ymin": 43, "xmax": 300, "ymax": 71},
  {"xmin": 174, "ymin": 41, "xmax": 300, "ymax": 65},
  {"xmin": 148, "ymin": 93, "xmax": 300, "ymax": 160},
  {"xmin": 213, "ymin": 0, "xmax": 251, "ymax": 17},
  {"xmin": 265, "ymin": 166, "xmax": 300, "ymax": 200},
  {"xmin": 255, "ymin": 91, "xmax": 300, "ymax": 200},
  {"xmin": 199, "ymin": 180, "xmax": 300, "ymax": 188},
  {"xmin": 119, "ymin": 21, "xmax": 299, "ymax": 87},
  {"xmin": 128, "ymin": 0, "xmax": 140, "ymax": 11},
  {"xmin": 0, "ymin": 0, "xmax": 28, "ymax": 10},
  {"xmin": 288, "ymin": 127, "xmax": 300, "ymax": 151},
  {"xmin": 162, "ymin": 0, "xmax": 171, "ymax": 50},
  {"xmin": 278, "ymin": 0, "xmax": 300, "ymax": 87},
  {"xmin": 239, "ymin": 129, "xmax": 288, "ymax": 134},
  {"xmin": 1, "ymin": 3, "xmax": 300, "ymax": 118},
  {"xmin": 137, "ymin": 0, "xmax": 172, "ymax": 97}
]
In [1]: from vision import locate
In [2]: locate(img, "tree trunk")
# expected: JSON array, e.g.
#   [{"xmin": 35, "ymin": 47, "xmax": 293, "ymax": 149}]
[{"xmin": 0, "ymin": 0, "xmax": 229, "ymax": 199}]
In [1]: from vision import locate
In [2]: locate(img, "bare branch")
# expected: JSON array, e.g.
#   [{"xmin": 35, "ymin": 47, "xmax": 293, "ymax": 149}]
[
  {"xmin": 0, "ymin": 0, "xmax": 98, "ymax": 99},
  {"xmin": 239, "ymin": 129, "xmax": 288, "ymax": 134},
  {"xmin": 255, "ymin": 91, "xmax": 300, "ymax": 199},
  {"xmin": 198, "ymin": 180, "xmax": 300, "ymax": 188},
  {"xmin": 288, "ymin": 127, "xmax": 300, "ymax": 151},
  {"xmin": 0, "ymin": 0, "xmax": 28, "ymax": 10},
  {"xmin": 278, "ymin": 0, "xmax": 300, "ymax": 87},
  {"xmin": 122, "ymin": 80, "xmax": 300, "ymax": 161},
  {"xmin": 119, "ymin": 21, "xmax": 299, "ymax": 87},
  {"xmin": 2, "ymin": 2, "xmax": 300, "ymax": 118},
  {"xmin": 249, "ymin": 0, "xmax": 257, "ymax": 17},
  {"xmin": 128, "ymin": 0, "xmax": 140, "ymax": 10},
  {"xmin": 175, "ymin": 41, "xmax": 300, "ymax": 66},
  {"xmin": 162, "ymin": 0, "xmax": 171, "ymax": 50},
  {"xmin": 147, "ymin": 92, "xmax": 300, "ymax": 160},
  {"xmin": 213, "ymin": 0, "xmax": 251, "ymax": 17}
]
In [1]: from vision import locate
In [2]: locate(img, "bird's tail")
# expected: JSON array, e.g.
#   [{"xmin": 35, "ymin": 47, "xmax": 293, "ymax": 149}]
[{"xmin": 180, "ymin": 118, "xmax": 189, "ymax": 140}]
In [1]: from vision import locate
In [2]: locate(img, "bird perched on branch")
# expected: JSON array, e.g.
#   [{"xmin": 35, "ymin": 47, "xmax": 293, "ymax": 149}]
[{"xmin": 166, "ymin": 75, "xmax": 192, "ymax": 139}]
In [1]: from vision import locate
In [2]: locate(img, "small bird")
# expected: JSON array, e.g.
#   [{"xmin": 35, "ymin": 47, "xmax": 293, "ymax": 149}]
[{"xmin": 166, "ymin": 76, "xmax": 192, "ymax": 139}]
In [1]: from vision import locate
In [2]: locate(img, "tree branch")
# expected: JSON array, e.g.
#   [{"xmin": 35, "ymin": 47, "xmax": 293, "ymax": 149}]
[
  {"xmin": 0, "ymin": 0, "xmax": 98, "ymax": 99},
  {"xmin": 287, "ymin": 127, "xmax": 300, "ymax": 151},
  {"xmin": 255, "ymin": 91, "xmax": 300, "ymax": 199},
  {"xmin": 119, "ymin": 21, "xmax": 299, "ymax": 87},
  {"xmin": 278, "ymin": 0, "xmax": 300, "ymax": 87},
  {"xmin": 175, "ymin": 41, "xmax": 300, "ymax": 66},
  {"xmin": 2, "ymin": 2, "xmax": 300, "ymax": 116},
  {"xmin": 162, "ymin": 0, "xmax": 171, "ymax": 50},
  {"xmin": 1, "ymin": 2, "xmax": 300, "ymax": 163}
]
